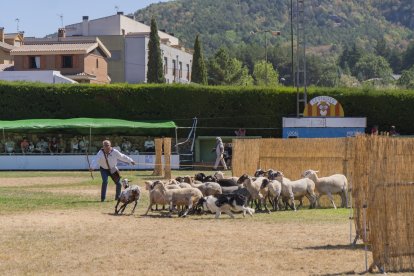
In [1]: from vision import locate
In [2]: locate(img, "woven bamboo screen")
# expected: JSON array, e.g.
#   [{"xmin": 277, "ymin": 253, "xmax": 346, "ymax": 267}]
[
  {"xmin": 152, "ymin": 138, "xmax": 163, "ymax": 176},
  {"xmin": 351, "ymin": 136, "xmax": 371, "ymax": 243},
  {"xmin": 366, "ymin": 137, "xmax": 414, "ymax": 272},
  {"xmin": 232, "ymin": 138, "xmax": 352, "ymax": 180},
  {"xmin": 163, "ymin": 138, "xmax": 172, "ymax": 180}
]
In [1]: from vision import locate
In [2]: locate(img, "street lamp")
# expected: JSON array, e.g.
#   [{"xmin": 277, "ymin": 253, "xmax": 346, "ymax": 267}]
[{"xmin": 251, "ymin": 29, "xmax": 281, "ymax": 85}]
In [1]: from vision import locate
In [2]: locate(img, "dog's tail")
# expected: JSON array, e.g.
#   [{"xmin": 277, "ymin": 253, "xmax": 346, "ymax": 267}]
[{"xmin": 243, "ymin": 206, "xmax": 255, "ymax": 215}]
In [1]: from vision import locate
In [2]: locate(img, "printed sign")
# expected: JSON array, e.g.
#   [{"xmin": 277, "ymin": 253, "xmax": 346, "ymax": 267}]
[{"xmin": 303, "ymin": 96, "xmax": 344, "ymax": 117}]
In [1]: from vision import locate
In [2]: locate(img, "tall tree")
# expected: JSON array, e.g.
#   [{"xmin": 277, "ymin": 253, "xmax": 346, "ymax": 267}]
[
  {"xmin": 354, "ymin": 53, "xmax": 393, "ymax": 82},
  {"xmin": 146, "ymin": 17, "xmax": 165, "ymax": 83},
  {"xmin": 208, "ymin": 48, "xmax": 253, "ymax": 85},
  {"xmin": 252, "ymin": 60, "xmax": 279, "ymax": 86},
  {"xmin": 191, "ymin": 35, "xmax": 208, "ymax": 85}
]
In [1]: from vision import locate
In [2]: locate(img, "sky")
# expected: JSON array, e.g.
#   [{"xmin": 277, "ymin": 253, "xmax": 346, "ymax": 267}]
[{"xmin": 1, "ymin": 0, "xmax": 171, "ymax": 38}]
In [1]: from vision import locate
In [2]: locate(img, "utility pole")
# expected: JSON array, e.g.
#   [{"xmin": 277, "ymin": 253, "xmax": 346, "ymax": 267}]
[
  {"xmin": 251, "ymin": 29, "xmax": 281, "ymax": 85},
  {"xmin": 15, "ymin": 18, "xmax": 20, "ymax": 33}
]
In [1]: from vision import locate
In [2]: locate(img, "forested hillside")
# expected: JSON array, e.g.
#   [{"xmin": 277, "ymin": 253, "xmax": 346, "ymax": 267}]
[{"xmin": 134, "ymin": 0, "xmax": 413, "ymax": 56}]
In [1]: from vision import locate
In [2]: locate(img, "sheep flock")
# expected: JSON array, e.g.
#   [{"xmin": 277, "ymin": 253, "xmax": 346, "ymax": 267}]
[{"xmin": 115, "ymin": 169, "xmax": 349, "ymax": 219}]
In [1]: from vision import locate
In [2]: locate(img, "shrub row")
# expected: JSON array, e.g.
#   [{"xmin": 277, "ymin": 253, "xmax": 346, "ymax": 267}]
[{"xmin": 0, "ymin": 81, "xmax": 413, "ymax": 136}]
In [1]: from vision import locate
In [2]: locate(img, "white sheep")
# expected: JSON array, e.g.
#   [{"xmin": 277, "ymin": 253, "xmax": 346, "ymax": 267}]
[
  {"xmin": 273, "ymin": 171, "xmax": 317, "ymax": 211},
  {"xmin": 144, "ymin": 180, "xmax": 203, "ymax": 217},
  {"xmin": 183, "ymin": 175, "xmax": 222, "ymax": 196},
  {"xmin": 114, "ymin": 179, "xmax": 141, "ymax": 215},
  {"xmin": 199, "ymin": 194, "xmax": 255, "ymax": 219},
  {"xmin": 237, "ymin": 174, "xmax": 270, "ymax": 213},
  {"xmin": 302, "ymin": 169, "xmax": 348, "ymax": 209},
  {"xmin": 260, "ymin": 178, "xmax": 282, "ymax": 211}
]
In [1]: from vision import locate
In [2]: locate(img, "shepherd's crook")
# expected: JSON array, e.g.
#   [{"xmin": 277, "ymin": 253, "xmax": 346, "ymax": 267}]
[{"xmin": 86, "ymin": 153, "xmax": 94, "ymax": 180}]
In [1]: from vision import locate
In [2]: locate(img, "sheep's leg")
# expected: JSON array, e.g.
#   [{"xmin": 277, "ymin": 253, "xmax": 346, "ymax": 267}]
[
  {"xmin": 144, "ymin": 203, "xmax": 153, "ymax": 215},
  {"xmin": 327, "ymin": 192, "xmax": 337, "ymax": 209},
  {"xmin": 297, "ymin": 197, "xmax": 303, "ymax": 208},
  {"xmin": 225, "ymin": 210, "xmax": 235, "ymax": 219},
  {"xmin": 119, "ymin": 202, "xmax": 129, "ymax": 214},
  {"xmin": 290, "ymin": 195, "xmax": 296, "ymax": 211},
  {"xmin": 114, "ymin": 199, "xmax": 121, "ymax": 214},
  {"xmin": 262, "ymin": 197, "xmax": 270, "ymax": 214},
  {"xmin": 215, "ymin": 210, "xmax": 221, "ymax": 219},
  {"xmin": 130, "ymin": 200, "xmax": 138, "ymax": 214},
  {"xmin": 181, "ymin": 201, "xmax": 192, "ymax": 218}
]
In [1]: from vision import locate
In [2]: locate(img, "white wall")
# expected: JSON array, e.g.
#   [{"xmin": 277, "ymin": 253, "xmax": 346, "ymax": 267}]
[
  {"xmin": 0, "ymin": 155, "xmax": 180, "ymax": 170},
  {"xmin": 66, "ymin": 14, "xmax": 179, "ymax": 45},
  {"xmin": 125, "ymin": 36, "xmax": 147, "ymax": 83},
  {"xmin": 0, "ymin": 70, "xmax": 76, "ymax": 83}
]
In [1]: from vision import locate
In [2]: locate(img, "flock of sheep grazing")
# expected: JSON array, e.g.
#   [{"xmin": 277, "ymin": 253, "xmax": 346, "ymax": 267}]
[{"xmin": 115, "ymin": 169, "xmax": 349, "ymax": 218}]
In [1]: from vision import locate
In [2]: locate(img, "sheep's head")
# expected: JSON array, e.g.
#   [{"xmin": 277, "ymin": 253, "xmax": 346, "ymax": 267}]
[
  {"xmin": 273, "ymin": 171, "xmax": 284, "ymax": 180},
  {"xmin": 260, "ymin": 179, "xmax": 270, "ymax": 189},
  {"xmin": 214, "ymin": 171, "xmax": 225, "ymax": 180},
  {"xmin": 175, "ymin": 176, "xmax": 185, "ymax": 183},
  {"xmin": 183, "ymin": 175, "xmax": 192, "ymax": 184},
  {"xmin": 254, "ymin": 169, "xmax": 266, "ymax": 177},
  {"xmin": 195, "ymin": 172, "xmax": 206, "ymax": 182},
  {"xmin": 144, "ymin": 180, "xmax": 153, "ymax": 190},
  {"xmin": 237, "ymin": 173, "xmax": 250, "ymax": 184},
  {"xmin": 204, "ymin": 175, "xmax": 217, "ymax": 182},
  {"xmin": 121, "ymin": 178, "xmax": 130, "ymax": 189},
  {"xmin": 302, "ymin": 169, "xmax": 318, "ymax": 178}
]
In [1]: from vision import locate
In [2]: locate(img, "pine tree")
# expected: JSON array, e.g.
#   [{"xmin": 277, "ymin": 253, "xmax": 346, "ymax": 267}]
[
  {"xmin": 146, "ymin": 17, "xmax": 165, "ymax": 83},
  {"xmin": 191, "ymin": 35, "xmax": 208, "ymax": 84}
]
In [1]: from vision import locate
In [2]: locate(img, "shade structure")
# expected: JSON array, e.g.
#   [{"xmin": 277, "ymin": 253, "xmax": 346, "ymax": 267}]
[{"xmin": 0, "ymin": 118, "xmax": 177, "ymax": 136}]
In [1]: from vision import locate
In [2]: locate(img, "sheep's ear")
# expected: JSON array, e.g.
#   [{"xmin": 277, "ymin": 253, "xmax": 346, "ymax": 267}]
[{"xmin": 315, "ymin": 170, "xmax": 319, "ymax": 173}]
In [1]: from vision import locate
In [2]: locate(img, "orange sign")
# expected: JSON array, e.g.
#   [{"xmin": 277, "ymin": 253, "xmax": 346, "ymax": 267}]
[{"xmin": 303, "ymin": 96, "xmax": 344, "ymax": 117}]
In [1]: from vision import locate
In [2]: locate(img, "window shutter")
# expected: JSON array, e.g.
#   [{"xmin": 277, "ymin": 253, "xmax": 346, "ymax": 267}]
[
  {"xmin": 55, "ymin": 55, "xmax": 60, "ymax": 68},
  {"xmin": 40, "ymin": 56, "xmax": 46, "ymax": 69},
  {"xmin": 73, "ymin": 55, "xmax": 79, "ymax": 68}
]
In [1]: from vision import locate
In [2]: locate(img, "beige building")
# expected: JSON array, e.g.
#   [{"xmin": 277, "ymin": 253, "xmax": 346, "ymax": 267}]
[
  {"xmin": 65, "ymin": 12, "xmax": 193, "ymax": 83},
  {"xmin": 0, "ymin": 27, "xmax": 22, "ymax": 66},
  {"xmin": 11, "ymin": 30, "xmax": 111, "ymax": 84}
]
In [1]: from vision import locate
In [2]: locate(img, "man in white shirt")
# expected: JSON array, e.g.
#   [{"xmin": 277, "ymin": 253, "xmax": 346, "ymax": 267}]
[{"xmin": 89, "ymin": 140, "xmax": 136, "ymax": 202}]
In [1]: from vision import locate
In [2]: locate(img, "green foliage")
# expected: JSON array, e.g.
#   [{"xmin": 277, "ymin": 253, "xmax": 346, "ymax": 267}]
[
  {"xmin": 354, "ymin": 54, "xmax": 393, "ymax": 82},
  {"xmin": 134, "ymin": 0, "xmax": 412, "ymax": 57},
  {"xmin": 0, "ymin": 81, "xmax": 414, "ymax": 135},
  {"xmin": 191, "ymin": 35, "xmax": 208, "ymax": 85},
  {"xmin": 252, "ymin": 60, "xmax": 279, "ymax": 86},
  {"xmin": 147, "ymin": 18, "xmax": 165, "ymax": 84},
  {"xmin": 397, "ymin": 66, "xmax": 414, "ymax": 88},
  {"xmin": 402, "ymin": 42, "xmax": 414, "ymax": 71},
  {"xmin": 208, "ymin": 48, "xmax": 253, "ymax": 86}
]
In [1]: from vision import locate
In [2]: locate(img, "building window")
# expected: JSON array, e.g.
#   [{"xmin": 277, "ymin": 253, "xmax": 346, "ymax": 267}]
[
  {"xmin": 179, "ymin": 62, "xmax": 183, "ymax": 78},
  {"xmin": 29, "ymin": 56, "xmax": 41, "ymax": 69},
  {"xmin": 172, "ymin": 60, "xmax": 176, "ymax": 77},
  {"xmin": 186, "ymin": 64, "xmax": 190, "ymax": 80},
  {"xmin": 96, "ymin": 59, "xmax": 99, "ymax": 68},
  {"xmin": 62, "ymin": 56, "xmax": 73, "ymax": 68},
  {"xmin": 164, "ymin": 57, "xmax": 168, "ymax": 74}
]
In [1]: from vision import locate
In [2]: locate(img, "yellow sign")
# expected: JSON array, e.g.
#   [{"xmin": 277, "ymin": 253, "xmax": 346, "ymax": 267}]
[{"xmin": 303, "ymin": 96, "xmax": 344, "ymax": 117}]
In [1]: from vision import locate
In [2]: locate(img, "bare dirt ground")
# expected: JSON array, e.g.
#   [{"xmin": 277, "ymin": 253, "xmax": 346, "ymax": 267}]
[
  {"xmin": 0, "ymin": 208, "xmax": 372, "ymax": 276},
  {"xmin": 0, "ymin": 173, "xmax": 408, "ymax": 275}
]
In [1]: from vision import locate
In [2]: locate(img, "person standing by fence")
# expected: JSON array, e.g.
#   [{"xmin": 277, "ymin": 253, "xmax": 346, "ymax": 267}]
[
  {"xmin": 89, "ymin": 140, "xmax": 136, "ymax": 202},
  {"xmin": 213, "ymin": 137, "xmax": 227, "ymax": 170}
]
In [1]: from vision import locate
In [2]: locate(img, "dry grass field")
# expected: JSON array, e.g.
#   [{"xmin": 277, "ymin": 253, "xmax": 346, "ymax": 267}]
[{"xmin": 0, "ymin": 171, "xmax": 405, "ymax": 275}]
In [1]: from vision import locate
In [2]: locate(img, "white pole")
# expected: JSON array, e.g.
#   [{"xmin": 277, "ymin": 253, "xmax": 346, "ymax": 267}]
[
  {"xmin": 349, "ymin": 180, "xmax": 353, "ymax": 245},
  {"xmin": 363, "ymin": 203, "xmax": 368, "ymax": 272},
  {"xmin": 89, "ymin": 127, "xmax": 92, "ymax": 153},
  {"xmin": 174, "ymin": 127, "xmax": 178, "ymax": 154}
]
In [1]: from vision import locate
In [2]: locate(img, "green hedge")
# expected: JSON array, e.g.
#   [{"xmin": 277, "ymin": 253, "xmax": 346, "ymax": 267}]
[{"xmin": 0, "ymin": 81, "xmax": 413, "ymax": 136}]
